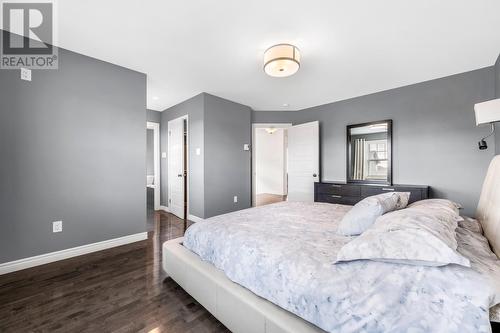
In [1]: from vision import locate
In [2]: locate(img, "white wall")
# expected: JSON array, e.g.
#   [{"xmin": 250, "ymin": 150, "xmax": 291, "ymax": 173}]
[{"xmin": 255, "ymin": 128, "xmax": 287, "ymax": 195}]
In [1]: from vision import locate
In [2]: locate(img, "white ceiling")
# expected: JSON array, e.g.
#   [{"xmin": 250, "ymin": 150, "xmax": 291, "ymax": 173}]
[{"xmin": 55, "ymin": 0, "xmax": 500, "ymax": 111}]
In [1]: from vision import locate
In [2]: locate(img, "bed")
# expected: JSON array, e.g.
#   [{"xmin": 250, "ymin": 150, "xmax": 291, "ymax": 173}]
[{"xmin": 163, "ymin": 156, "xmax": 500, "ymax": 333}]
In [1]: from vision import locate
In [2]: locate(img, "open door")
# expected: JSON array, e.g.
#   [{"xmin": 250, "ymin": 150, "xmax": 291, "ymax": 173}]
[
  {"xmin": 168, "ymin": 116, "xmax": 186, "ymax": 219},
  {"xmin": 287, "ymin": 121, "xmax": 319, "ymax": 202}
]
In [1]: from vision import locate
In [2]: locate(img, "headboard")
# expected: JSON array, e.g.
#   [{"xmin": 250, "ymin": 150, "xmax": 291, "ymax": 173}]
[{"xmin": 476, "ymin": 155, "xmax": 500, "ymax": 258}]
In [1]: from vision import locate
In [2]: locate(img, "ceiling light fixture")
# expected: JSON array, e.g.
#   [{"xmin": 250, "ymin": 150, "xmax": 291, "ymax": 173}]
[
  {"xmin": 264, "ymin": 44, "xmax": 300, "ymax": 78},
  {"xmin": 265, "ymin": 127, "xmax": 278, "ymax": 134}
]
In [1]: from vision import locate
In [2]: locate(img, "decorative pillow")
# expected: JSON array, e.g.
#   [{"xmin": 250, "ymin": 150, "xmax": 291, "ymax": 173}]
[
  {"xmin": 336, "ymin": 206, "xmax": 470, "ymax": 267},
  {"xmin": 337, "ymin": 192, "xmax": 410, "ymax": 236}
]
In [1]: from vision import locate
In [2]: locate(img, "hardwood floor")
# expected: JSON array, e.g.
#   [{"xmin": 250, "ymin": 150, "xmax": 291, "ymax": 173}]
[
  {"xmin": 0, "ymin": 212, "xmax": 230, "ymax": 333},
  {"xmin": 255, "ymin": 193, "xmax": 286, "ymax": 206}
]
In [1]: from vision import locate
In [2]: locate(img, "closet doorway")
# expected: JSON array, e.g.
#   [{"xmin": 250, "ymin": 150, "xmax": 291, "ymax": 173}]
[{"xmin": 252, "ymin": 123, "xmax": 291, "ymax": 207}]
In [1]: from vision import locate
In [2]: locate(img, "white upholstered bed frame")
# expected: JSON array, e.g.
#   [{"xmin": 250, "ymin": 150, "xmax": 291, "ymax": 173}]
[{"xmin": 162, "ymin": 156, "xmax": 500, "ymax": 333}]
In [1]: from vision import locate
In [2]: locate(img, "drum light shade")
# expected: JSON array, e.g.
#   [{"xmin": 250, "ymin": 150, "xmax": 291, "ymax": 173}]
[
  {"xmin": 263, "ymin": 44, "xmax": 300, "ymax": 77},
  {"xmin": 474, "ymin": 98, "xmax": 500, "ymax": 125}
]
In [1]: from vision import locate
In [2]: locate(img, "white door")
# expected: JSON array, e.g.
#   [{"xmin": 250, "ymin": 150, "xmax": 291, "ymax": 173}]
[
  {"xmin": 287, "ymin": 121, "xmax": 319, "ymax": 202},
  {"xmin": 168, "ymin": 117, "xmax": 185, "ymax": 219}
]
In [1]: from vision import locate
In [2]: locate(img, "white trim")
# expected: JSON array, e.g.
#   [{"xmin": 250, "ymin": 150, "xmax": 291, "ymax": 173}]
[
  {"xmin": 251, "ymin": 123, "xmax": 292, "ymax": 206},
  {"xmin": 188, "ymin": 214, "xmax": 204, "ymax": 223},
  {"xmin": 0, "ymin": 232, "xmax": 148, "ymax": 275},
  {"xmin": 159, "ymin": 205, "xmax": 170, "ymax": 213},
  {"xmin": 147, "ymin": 122, "xmax": 161, "ymax": 211}
]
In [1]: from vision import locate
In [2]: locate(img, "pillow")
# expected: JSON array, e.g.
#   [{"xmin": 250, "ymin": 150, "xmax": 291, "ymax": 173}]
[
  {"xmin": 408, "ymin": 198, "xmax": 462, "ymax": 215},
  {"xmin": 337, "ymin": 192, "xmax": 410, "ymax": 236},
  {"xmin": 336, "ymin": 206, "xmax": 470, "ymax": 267},
  {"xmin": 458, "ymin": 216, "xmax": 483, "ymax": 235}
]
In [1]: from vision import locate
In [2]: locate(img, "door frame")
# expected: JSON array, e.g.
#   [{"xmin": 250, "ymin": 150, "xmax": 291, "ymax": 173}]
[
  {"xmin": 167, "ymin": 115, "xmax": 189, "ymax": 219},
  {"xmin": 147, "ymin": 121, "xmax": 160, "ymax": 211},
  {"xmin": 251, "ymin": 123, "xmax": 292, "ymax": 207}
]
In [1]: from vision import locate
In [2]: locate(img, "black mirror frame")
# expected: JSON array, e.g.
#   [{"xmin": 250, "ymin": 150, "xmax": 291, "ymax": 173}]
[{"xmin": 346, "ymin": 119, "xmax": 393, "ymax": 185}]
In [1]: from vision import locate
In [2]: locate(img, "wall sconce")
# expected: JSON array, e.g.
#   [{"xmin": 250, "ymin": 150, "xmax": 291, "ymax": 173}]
[{"xmin": 474, "ymin": 99, "xmax": 500, "ymax": 150}]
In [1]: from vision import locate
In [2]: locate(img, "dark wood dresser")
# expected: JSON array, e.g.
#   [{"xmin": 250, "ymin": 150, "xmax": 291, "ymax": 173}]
[{"xmin": 314, "ymin": 182, "xmax": 429, "ymax": 206}]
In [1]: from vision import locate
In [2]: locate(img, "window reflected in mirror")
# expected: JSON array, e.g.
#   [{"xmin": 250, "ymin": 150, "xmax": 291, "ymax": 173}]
[{"xmin": 347, "ymin": 120, "xmax": 392, "ymax": 184}]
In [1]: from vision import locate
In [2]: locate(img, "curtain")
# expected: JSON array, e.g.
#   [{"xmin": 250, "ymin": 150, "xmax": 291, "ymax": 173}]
[{"xmin": 353, "ymin": 138, "xmax": 365, "ymax": 180}]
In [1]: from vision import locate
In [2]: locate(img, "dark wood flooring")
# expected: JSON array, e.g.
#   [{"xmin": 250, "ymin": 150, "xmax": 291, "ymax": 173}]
[{"xmin": 0, "ymin": 211, "xmax": 230, "ymax": 333}]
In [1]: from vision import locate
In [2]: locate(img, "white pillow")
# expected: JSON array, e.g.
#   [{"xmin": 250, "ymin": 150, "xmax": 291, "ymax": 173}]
[
  {"xmin": 337, "ymin": 192, "xmax": 410, "ymax": 236},
  {"xmin": 336, "ymin": 206, "xmax": 470, "ymax": 267}
]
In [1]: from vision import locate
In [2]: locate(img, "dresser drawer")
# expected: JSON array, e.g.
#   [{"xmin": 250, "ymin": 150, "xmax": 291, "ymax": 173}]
[
  {"xmin": 315, "ymin": 183, "xmax": 361, "ymax": 196},
  {"xmin": 361, "ymin": 186, "xmax": 422, "ymax": 204},
  {"xmin": 317, "ymin": 194, "xmax": 359, "ymax": 206}
]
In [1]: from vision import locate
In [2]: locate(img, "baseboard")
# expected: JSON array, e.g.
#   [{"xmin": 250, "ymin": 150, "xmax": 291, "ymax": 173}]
[
  {"xmin": 159, "ymin": 205, "xmax": 170, "ymax": 212},
  {"xmin": 0, "ymin": 232, "xmax": 148, "ymax": 275},
  {"xmin": 188, "ymin": 214, "xmax": 204, "ymax": 223}
]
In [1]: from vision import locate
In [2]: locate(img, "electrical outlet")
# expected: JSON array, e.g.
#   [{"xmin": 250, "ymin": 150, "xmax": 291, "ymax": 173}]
[
  {"xmin": 20, "ymin": 68, "xmax": 31, "ymax": 81},
  {"xmin": 233, "ymin": 196, "xmax": 238, "ymax": 203},
  {"xmin": 52, "ymin": 221, "xmax": 63, "ymax": 233}
]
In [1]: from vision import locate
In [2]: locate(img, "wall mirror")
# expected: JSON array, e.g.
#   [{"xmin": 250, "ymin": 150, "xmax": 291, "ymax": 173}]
[{"xmin": 347, "ymin": 120, "xmax": 392, "ymax": 185}]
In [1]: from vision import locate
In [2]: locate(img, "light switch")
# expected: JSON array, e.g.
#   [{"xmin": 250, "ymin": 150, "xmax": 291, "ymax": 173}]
[
  {"xmin": 52, "ymin": 221, "xmax": 62, "ymax": 233},
  {"xmin": 21, "ymin": 68, "xmax": 31, "ymax": 81},
  {"xmin": 196, "ymin": 148, "xmax": 201, "ymax": 156},
  {"xmin": 161, "ymin": 152, "xmax": 167, "ymax": 158},
  {"xmin": 243, "ymin": 144, "xmax": 250, "ymax": 151}
]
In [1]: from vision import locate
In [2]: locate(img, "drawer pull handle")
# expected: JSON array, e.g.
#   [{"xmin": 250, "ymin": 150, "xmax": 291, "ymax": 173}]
[
  {"xmin": 331, "ymin": 195, "xmax": 342, "ymax": 198},
  {"xmin": 330, "ymin": 185, "xmax": 341, "ymax": 188},
  {"xmin": 382, "ymin": 188, "xmax": 395, "ymax": 191}
]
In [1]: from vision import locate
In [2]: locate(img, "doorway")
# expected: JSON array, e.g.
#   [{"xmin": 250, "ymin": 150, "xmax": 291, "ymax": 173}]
[
  {"xmin": 252, "ymin": 123, "xmax": 291, "ymax": 207},
  {"xmin": 146, "ymin": 122, "xmax": 160, "ymax": 230},
  {"xmin": 168, "ymin": 115, "xmax": 188, "ymax": 220},
  {"xmin": 252, "ymin": 121, "xmax": 320, "ymax": 206}
]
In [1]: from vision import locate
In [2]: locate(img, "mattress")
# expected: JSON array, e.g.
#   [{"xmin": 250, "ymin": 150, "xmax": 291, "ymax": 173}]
[{"xmin": 184, "ymin": 202, "xmax": 500, "ymax": 333}]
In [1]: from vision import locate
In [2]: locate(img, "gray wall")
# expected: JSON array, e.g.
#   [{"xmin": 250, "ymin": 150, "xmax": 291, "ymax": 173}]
[
  {"xmin": 160, "ymin": 94, "xmax": 205, "ymax": 217},
  {"xmin": 160, "ymin": 93, "xmax": 252, "ymax": 219},
  {"xmin": 146, "ymin": 129, "xmax": 154, "ymax": 175},
  {"xmin": 204, "ymin": 94, "xmax": 252, "ymax": 218},
  {"xmin": 253, "ymin": 67, "xmax": 496, "ymax": 216},
  {"xmin": 0, "ymin": 44, "xmax": 147, "ymax": 263},
  {"xmin": 147, "ymin": 109, "xmax": 161, "ymax": 123},
  {"xmin": 495, "ymin": 54, "xmax": 500, "ymax": 155}
]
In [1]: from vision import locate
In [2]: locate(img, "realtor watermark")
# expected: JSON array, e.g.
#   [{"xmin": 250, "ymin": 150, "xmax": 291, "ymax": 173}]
[{"xmin": 0, "ymin": 0, "xmax": 58, "ymax": 69}]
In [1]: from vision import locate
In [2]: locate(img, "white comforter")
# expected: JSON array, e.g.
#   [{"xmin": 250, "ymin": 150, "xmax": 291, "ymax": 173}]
[{"xmin": 183, "ymin": 202, "xmax": 500, "ymax": 333}]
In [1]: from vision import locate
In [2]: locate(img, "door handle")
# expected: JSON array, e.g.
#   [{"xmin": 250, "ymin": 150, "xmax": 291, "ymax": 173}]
[
  {"xmin": 313, "ymin": 173, "xmax": 317, "ymax": 177},
  {"xmin": 177, "ymin": 174, "xmax": 183, "ymax": 177}
]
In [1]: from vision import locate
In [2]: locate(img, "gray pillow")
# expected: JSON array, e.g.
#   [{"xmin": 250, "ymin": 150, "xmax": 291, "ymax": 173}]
[{"xmin": 337, "ymin": 192, "xmax": 410, "ymax": 236}]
